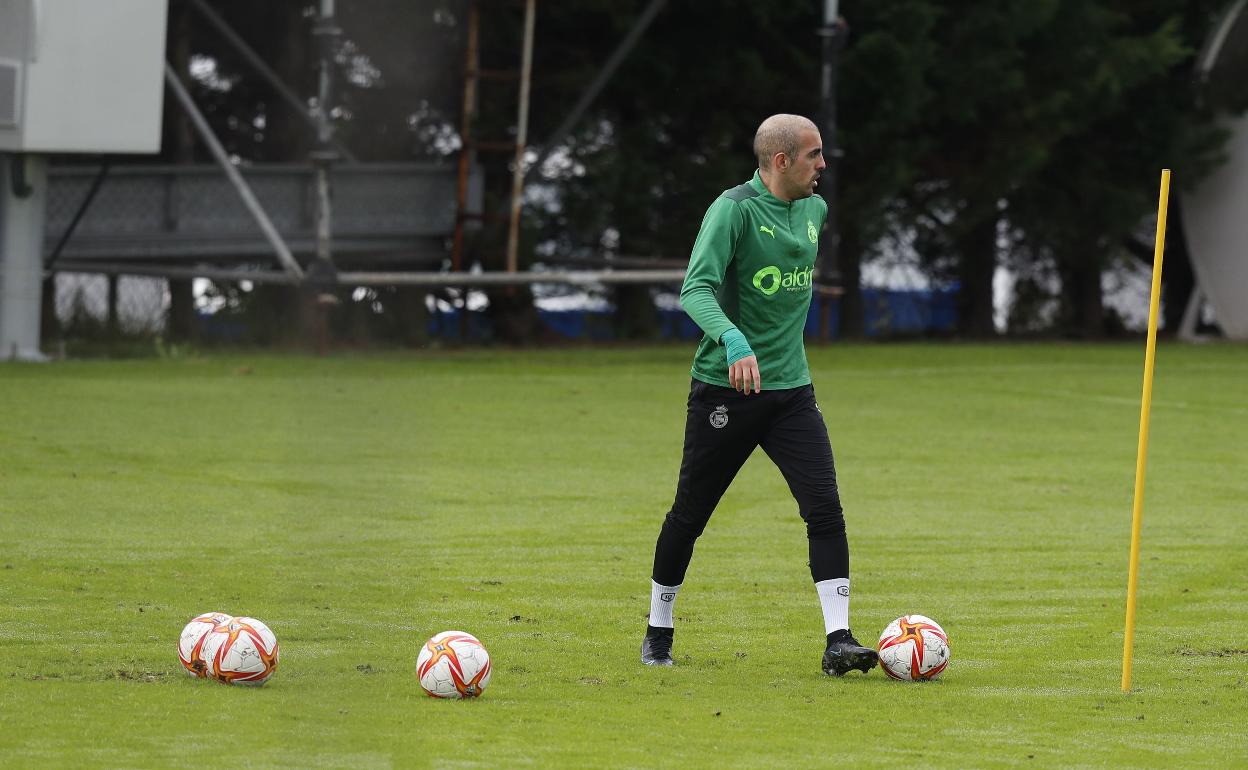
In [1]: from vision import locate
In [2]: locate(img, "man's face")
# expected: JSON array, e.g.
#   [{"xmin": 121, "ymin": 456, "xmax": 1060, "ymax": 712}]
[{"xmin": 783, "ymin": 128, "xmax": 826, "ymax": 200}]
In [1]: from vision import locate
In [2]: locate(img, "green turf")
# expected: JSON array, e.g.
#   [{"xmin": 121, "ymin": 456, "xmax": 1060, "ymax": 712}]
[{"xmin": 1, "ymin": 343, "xmax": 1245, "ymax": 768}]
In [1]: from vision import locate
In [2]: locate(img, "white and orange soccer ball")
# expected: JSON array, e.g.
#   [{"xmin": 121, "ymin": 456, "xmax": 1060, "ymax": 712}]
[
  {"xmin": 178, "ymin": 612, "xmax": 233, "ymax": 678},
  {"xmin": 200, "ymin": 616, "xmax": 280, "ymax": 686},
  {"xmin": 877, "ymin": 614, "xmax": 950, "ymax": 681},
  {"xmin": 417, "ymin": 630, "xmax": 492, "ymax": 699}
]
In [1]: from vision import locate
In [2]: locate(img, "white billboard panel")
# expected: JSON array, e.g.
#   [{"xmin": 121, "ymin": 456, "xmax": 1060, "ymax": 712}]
[{"xmin": 0, "ymin": 0, "xmax": 167, "ymax": 154}]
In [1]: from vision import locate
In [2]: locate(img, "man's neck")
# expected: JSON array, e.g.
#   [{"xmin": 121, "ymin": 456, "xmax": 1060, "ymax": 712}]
[{"xmin": 758, "ymin": 168, "xmax": 791, "ymax": 202}]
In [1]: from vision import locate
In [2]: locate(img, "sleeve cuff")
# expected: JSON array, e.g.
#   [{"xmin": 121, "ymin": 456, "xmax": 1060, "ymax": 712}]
[{"xmin": 719, "ymin": 328, "xmax": 754, "ymax": 365}]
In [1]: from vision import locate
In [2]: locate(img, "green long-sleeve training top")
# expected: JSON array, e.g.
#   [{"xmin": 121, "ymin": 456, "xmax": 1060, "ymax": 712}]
[{"xmin": 681, "ymin": 170, "xmax": 827, "ymax": 390}]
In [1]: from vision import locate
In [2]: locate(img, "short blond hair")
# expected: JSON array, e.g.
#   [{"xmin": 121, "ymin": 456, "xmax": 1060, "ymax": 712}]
[{"xmin": 753, "ymin": 114, "xmax": 818, "ymax": 170}]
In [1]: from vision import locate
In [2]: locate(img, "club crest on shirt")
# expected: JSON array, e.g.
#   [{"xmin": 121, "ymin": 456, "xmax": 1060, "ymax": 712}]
[
  {"xmin": 709, "ymin": 405, "xmax": 729, "ymax": 429},
  {"xmin": 807, "ymin": 219, "xmax": 818, "ymax": 244}
]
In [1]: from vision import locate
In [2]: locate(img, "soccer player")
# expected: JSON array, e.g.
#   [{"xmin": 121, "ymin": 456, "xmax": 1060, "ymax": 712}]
[{"xmin": 640, "ymin": 114, "xmax": 878, "ymax": 676}]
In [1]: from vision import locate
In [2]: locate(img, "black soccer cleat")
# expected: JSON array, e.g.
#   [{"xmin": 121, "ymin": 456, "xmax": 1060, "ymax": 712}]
[
  {"xmin": 821, "ymin": 629, "xmax": 878, "ymax": 676},
  {"xmin": 640, "ymin": 625, "xmax": 674, "ymax": 666}
]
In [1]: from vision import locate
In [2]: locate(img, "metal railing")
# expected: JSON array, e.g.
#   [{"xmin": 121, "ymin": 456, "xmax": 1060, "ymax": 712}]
[{"xmin": 44, "ymin": 162, "xmax": 472, "ymax": 264}]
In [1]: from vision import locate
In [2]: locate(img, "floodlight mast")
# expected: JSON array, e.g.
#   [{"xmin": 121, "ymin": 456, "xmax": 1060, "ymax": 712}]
[
  {"xmin": 310, "ymin": 0, "xmax": 341, "ymax": 281},
  {"xmin": 815, "ymin": 1, "xmax": 847, "ymax": 340},
  {"xmin": 505, "ymin": 0, "xmax": 537, "ymax": 274}
]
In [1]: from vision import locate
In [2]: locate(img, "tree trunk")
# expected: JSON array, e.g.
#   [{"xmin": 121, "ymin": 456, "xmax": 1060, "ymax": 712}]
[
  {"xmin": 162, "ymin": 1, "xmax": 196, "ymax": 163},
  {"xmin": 394, "ymin": 286, "xmax": 429, "ymax": 347},
  {"xmin": 956, "ymin": 213, "xmax": 997, "ymax": 337},
  {"xmin": 253, "ymin": 4, "xmax": 313, "ymax": 162},
  {"xmin": 168, "ymin": 281, "xmax": 197, "ymax": 341},
  {"xmin": 474, "ymin": 192, "xmax": 543, "ymax": 344},
  {"xmin": 613, "ymin": 285, "xmax": 659, "ymax": 340},
  {"xmin": 835, "ymin": 217, "xmax": 863, "ymax": 338},
  {"xmin": 1159, "ymin": 197, "xmax": 1193, "ymax": 335},
  {"xmin": 486, "ymin": 287, "xmax": 544, "ymax": 344},
  {"xmin": 106, "ymin": 275, "xmax": 120, "ymax": 340},
  {"xmin": 40, "ymin": 276, "xmax": 59, "ymax": 344},
  {"xmin": 1059, "ymin": 250, "xmax": 1104, "ymax": 338}
]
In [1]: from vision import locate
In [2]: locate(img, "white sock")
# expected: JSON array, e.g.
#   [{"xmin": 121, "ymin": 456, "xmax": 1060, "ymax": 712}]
[
  {"xmin": 815, "ymin": 578, "xmax": 850, "ymax": 635},
  {"xmin": 648, "ymin": 580, "xmax": 680, "ymax": 628}
]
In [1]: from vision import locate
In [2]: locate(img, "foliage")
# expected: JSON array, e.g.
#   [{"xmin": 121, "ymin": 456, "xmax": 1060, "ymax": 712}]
[
  {"xmin": 1002, "ymin": 0, "xmax": 1231, "ymax": 336},
  {"xmin": 160, "ymin": 0, "xmax": 1242, "ymax": 339},
  {"xmin": 521, "ymin": 1, "xmax": 823, "ymax": 264},
  {"xmin": 518, "ymin": 0, "xmax": 1240, "ymax": 337}
]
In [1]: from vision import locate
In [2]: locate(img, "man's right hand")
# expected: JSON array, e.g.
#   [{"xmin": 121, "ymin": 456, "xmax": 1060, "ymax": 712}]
[{"xmin": 728, "ymin": 354, "xmax": 761, "ymax": 395}]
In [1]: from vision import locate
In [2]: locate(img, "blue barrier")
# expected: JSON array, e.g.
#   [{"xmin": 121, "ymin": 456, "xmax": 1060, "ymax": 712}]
[
  {"xmin": 195, "ymin": 287, "xmax": 959, "ymax": 343},
  {"xmin": 860, "ymin": 287, "xmax": 958, "ymax": 336},
  {"xmin": 427, "ymin": 288, "xmax": 959, "ymax": 341}
]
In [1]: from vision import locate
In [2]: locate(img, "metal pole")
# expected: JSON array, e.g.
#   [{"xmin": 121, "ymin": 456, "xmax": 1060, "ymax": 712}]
[
  {"xmin": 49, "ymin": 262, "xmax": 688, "ymax": 288},
  {"xmin": 163, "ymin": 63, "xmax": 304, "ymax": 281},
  {"xmin": 44, "ymin": 163, "xmax": 110, "ymax": 270},
  {"xmin": 451, "ymin": 0, "xmax": 480, "ymax": 273},
  {"xmin": 186, "ymin": 0, "xmax": 358, "ymax": 163},
  {"xmin": 337, "ymin": 269, "xmax": 688, "ymax": 286},
  {"xmin": 106, "ymin": 273, "xmax": 120, "ymax": 339},
  {"xmin": 311, "ymin": 0, "xmax": 340, "ymax": 271},
  {"xmin": 816, "ymin": 0, "xmax": 846, "ymax": 340},
  {"xmin": 505, "ymin": 0, "xmax": 536, "ymax": 274},
  {"xmin": 305, "ymin": 0, "xmax": 343, "ymax": 351}
]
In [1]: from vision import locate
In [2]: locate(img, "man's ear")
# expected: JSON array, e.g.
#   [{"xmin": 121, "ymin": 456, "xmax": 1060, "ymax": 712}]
[{"xmin": 773, "ymin": 152, "xmax": 789, "ymax": 171}]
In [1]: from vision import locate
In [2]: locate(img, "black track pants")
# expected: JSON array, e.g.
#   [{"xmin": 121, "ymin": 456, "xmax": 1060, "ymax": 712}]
[{"xmin": 651, "ymin": 379, "xmax": 848, "ymax": 587}]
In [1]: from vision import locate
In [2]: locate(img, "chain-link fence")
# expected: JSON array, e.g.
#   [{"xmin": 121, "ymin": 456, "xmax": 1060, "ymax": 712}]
[{"xmin": 53, "ymin": 273, "xmax": 169, "ymax": 336}]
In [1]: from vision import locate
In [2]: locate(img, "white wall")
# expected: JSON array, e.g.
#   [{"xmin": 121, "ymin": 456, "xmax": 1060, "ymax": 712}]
[{"xmin": 1181, "ymin": 112, "xmax": 1248, "ymax": 340}]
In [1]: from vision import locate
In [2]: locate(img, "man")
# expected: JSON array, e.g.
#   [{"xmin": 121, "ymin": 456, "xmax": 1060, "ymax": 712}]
[{"xmin": 640, "ymin": 114, "xmax": 877, "ymax": 676}]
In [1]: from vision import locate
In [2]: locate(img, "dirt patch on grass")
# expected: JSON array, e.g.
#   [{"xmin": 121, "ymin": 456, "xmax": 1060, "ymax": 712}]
[
  {"xmin": 110, "ymin": 669, "xmax": 168, "ymax": 682},
  {"xmin": 1170, "ymin": 647, "xmax": 1248, "ymax": 657}
]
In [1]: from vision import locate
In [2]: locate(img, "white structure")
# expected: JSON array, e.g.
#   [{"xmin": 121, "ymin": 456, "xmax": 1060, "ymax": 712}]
[
  {"xmin": 1180, "ymin": 0, "xmax": 1248, "ymax": 340},
  {"xmin": 0, "ymin": 0, "xmax": 167, "ymax": 360},
  {"xmin": 1181, "ymin": 112, "xmax": 1248, "ymax": 339}
]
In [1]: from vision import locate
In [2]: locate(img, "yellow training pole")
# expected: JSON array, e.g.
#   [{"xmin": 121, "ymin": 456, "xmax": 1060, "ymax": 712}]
[{"xmin": 1122, "ymin": 168, "xmax": 1170, "ymax": 693}]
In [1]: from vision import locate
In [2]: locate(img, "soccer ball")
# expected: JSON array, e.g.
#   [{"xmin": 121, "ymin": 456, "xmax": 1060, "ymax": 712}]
[
  {"xmin": 201, "ymin": 616, "xmax": 280, "ymax": 686},
  {"xmin": 177, "ymin": 612, "xmax": 233, "ymax": 677},
  {"xmin": 877, "ymin": 614, "xmax": 950, "ymax": 681},
  {"xmin": 417, "ymin": 630, "xmax": 492, "ymax": 699}
]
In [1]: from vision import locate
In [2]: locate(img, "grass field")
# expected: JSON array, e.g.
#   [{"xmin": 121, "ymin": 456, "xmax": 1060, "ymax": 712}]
[{"xmin": 1, "ymin": 343, "xmax": 1245, "ymax": 768}]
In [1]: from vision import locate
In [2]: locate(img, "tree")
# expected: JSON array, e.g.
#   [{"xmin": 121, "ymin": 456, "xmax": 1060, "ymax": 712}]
[
  {"xmin": 891, "ymin": 2, "xmax": 1102, "ymax": 337},
  {"xmin": 835, "ymin": 1, "xmax": 942, "ymax": 336},
  {"xmin": 846, "ymin": 0, "xmax": 1236, "ymax": 337},
  {"xmin": 1005, "ymin": 0, "xmax": 1231, "ymax": 336},
  {"xmin": 516, "ymin": 1, "xmax": 826, "ymax": 339}
]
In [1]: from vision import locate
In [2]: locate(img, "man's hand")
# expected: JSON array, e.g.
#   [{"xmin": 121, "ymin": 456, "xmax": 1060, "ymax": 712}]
[
  {"xmin": 720, "ymin": 328, "xmax": 760, "ymax": 395},
  {"xmin": 728, "ymin": 354, "xmax": 761, "ymax": 395}
]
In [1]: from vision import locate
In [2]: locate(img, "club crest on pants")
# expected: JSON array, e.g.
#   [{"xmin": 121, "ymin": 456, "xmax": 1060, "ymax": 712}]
[{"xmin": 709, "ymin": 405, "xmax": 729, "ymax": 429}]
